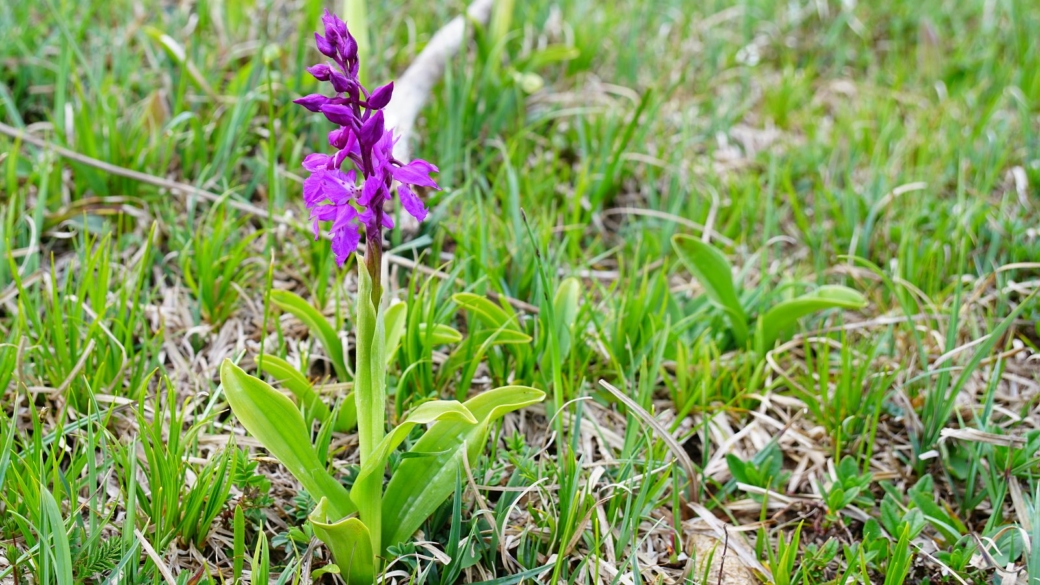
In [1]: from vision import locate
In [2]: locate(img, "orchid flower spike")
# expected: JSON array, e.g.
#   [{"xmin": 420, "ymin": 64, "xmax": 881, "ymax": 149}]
[{"xmin": 294, "ymin": 10, "xmax": 440, "ymax": 267}]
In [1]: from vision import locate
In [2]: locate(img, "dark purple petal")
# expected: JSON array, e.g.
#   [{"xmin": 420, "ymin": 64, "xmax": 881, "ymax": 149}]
[
  {"xmin": 294, "ymin": 93, "xmax": 330, "ymax": 113},
  {"xmin": 321, "ymin": 104, "xmax": 357, "ymax": 126},
  {"xmin": 302, "ymin": 153, "xmax": 330, "ymax": 172},
  {"xmin": 397, "ymin": 185, "xmax": 427, "ymax": 222},
  {"xmin": 358, "ymin": 110, "xmax": 384, "ymax": 147},
  {"xmin": 323, "ymin": 9, "xmax": 348, "ymax": 40},
  {"xmin": 358, "ymin": 174, "xmax": 382, "ymax": 206},
  {"xmin": 368, "ymin": 82, "xmax": 394, "ymax": 109},
  {"xmin": 392, "ymin": 160, "xmax": 440, "ymax": 190},
  {"xmin": 324, "ymin": 27, "xmax": 341, "ymax": 48},
  {"xmin": 329, "ymin": 127, "xmax": 350, "ymax": 149},
  {"xmin": 306, "ymin": 64, "xmax": 332, "ymax": 81},
  {"xmin": 344, "ymin": 132, "xmax": 361, "ymax": 155},
  {"xmin": 315, "ymin": 32, "xmax": 335, "ymax": 58},
  {"xmin": 341, "ymin": 32, "xmax": 358, "ymax": 61},
  {"xmin": 329, "ymin": 71, "xmax": 352, "ymax": 93}
]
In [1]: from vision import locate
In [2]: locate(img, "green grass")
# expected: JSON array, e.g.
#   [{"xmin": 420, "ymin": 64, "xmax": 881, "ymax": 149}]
[{"xmin": 2, "ymin": 0, "xmax": 1039, "ymax": 583}]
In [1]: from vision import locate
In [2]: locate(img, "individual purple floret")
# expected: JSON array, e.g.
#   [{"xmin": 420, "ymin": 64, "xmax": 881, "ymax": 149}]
[{"xmin": 294, "ymin": 10, "xmax": 439, "ymax": 267}]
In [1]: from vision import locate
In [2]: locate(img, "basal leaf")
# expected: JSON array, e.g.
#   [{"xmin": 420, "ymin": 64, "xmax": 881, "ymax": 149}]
[
  {"xmin": 757, "ymin": 285, "xmax": 867, "ymax": 351},
  {"xmin": 417, "ymin": 323, "xmax": 464, "ymax": 345},
  {"xmin": 309, "ymin": 499, "xmax": 375, "ymax": 585},
  {"xmin": 671, "ymin": 234, "xmax": 749, "ymax": 346},
  {"xmin": 355, "ymin": 400, "xmax": 477, "ymax": 489},
  {"xmin": 350, "ymin": 400, "xmax": 477, "ymax": 524},
  {"xmin": 220, "ymin": 359, "xmax": 355, "ymax": 519},
  {"xmin": 257, "ymin": 354, "xmax": 327, "ymax": 420},
  {"xmin": 270, "ymin": 290, "xmax": 349, "ymax": 381},
  {"xmin": 354, "ymin": 261, "xmax": 386, "ymax": 463},
  {"xmin": 454, "ymin": 293, "xmax": 531, "ymax": 366},
  {"xmin": 352, "ymin": 261, "xmax": 388, "ymax": 551},
  {"xmin": 257, "ymin": 354, "xmax": 357, "ymax": 432},
  {"xmin": 453, "ymin": 293, "xmax": 519, "ymax": 331},
  {"xmin": 381, "ymin": 386, "xmax": 544, "ymax": 550},
  {"xmin": 471, "ymin": 328, "xmax": 533, "ymax": 346}
]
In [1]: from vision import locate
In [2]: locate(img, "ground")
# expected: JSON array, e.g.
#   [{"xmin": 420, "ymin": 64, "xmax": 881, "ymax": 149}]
[{"xmin": 1, "ymin": 0, "xmax": 1039, "ymax": 584}]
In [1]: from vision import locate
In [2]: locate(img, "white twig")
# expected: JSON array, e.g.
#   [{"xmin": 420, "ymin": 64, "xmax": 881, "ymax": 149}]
[{"xmin": 384, "ymin": 0, "xmax": 495, "ymax": 161}]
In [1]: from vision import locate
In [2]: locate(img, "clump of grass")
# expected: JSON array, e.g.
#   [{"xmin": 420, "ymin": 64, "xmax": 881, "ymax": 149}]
[{"xmin": 178, "ymin": 205, "xmax": 261, "ymax": 328}]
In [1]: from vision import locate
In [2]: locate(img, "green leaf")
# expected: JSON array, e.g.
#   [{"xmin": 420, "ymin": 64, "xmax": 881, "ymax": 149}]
[
  {"xmin": 384, "ymin": 302, "xmax": 408, "ymax": 363},
  {"xmin": 880, "ymin": 494, "xmax": 903, "ymax": 536},
  {"xmin": 220, "ymin": 359, "xmax": 355, "ymax": 519},
  {"xmin": 354, "ymin": 261, "xmax": 387, "ymax": 464},
  {"xmin": 270, "ymin": 290, "xmax": 349, "ymax": 381},
  {"xmin": 142, "ymin": 26, "xmax": 216, "ymax": 99},
  {"xmin": 352, "ymin": 400, "xmax": 477, "ymax": 498},
  {"xmin": 471, "ymin": 328, "xmax": 533, "ymax": 346},
  {"xmin": 909, "ymin": 490, "xmax": 965, "ymax": 542},
  {"xmin": 251, "ymin": 527, "xmax": 269, "ymax": 585},
  {"xmin": 453, "ymin": 293, "xmax": 531, "ymax": 368},
  {"xmin": 757, "ymin": 285, "xmax": 868, "ymax": 351},
  {"xmin": 311, "ymin": 564, "xmax": 340, "ymax": 579},
  {"xmin": 553, "ymin": 277, "xmax": 581, "ymax": 357},
  {"xmin": 725, "ymin": 454, "xmax": 750, "ymax": 485},
  {"xmin": 417, "ymin": 323, "xmax": 464, "ymax": 345},
  {"xmin": 884, "ymin": 522, "xmax": 914, "ymax": 585},
  {"xmin": 309, "ymin": 499, "xmax": 375, "ymax": 585},
  {"xmin": 257, "ymin": 354, "xmax": 357, "ymax": 432},
  {"xmin": 381, "ymin": 386, "xmax": 544, "ymax": 551},
  {"xmin": 827, "ymin": 487, "xmax": 847, "ymax": 513},
  {"xmin": 40, "ymin": 485, "xmax": 73, "ymax": 585},
  {"xmin": 452, "ymin": 293, "xmax": 519, "ymax": 331},
  {"xmin": 233, "ymin": 505, "xmax": 245, "ymax": 583},
  {"xmin": 352, "ymin": 261, "xmax": 388, "ymax": 551},
  {"xmin": 350, "ymin": 400, "xmax": 477, "ymax": 556},
  {"xmin": 671, "ymin": 235, "xmax": 749, "ymax": 346},
  {"xmin": 515, "ymin": 45, "xmax": 582, "ymax": 71}
]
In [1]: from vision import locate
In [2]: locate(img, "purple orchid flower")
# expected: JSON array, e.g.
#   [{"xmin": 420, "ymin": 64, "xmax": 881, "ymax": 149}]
[{"xmin": 294, "ymin": 10, "xmax": 439, "ymax": 267}]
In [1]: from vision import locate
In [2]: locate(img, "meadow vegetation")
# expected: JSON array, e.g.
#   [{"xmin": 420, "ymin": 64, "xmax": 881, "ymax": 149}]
[{"xmin": 1, "ymin": 0, "xmax": 1038, "ymax": 583}]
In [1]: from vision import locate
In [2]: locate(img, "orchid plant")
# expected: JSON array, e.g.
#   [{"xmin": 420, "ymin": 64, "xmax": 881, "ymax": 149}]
[{"xmin": 219, "ymin": 12, "xmax": 543, "ymax": 584}]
